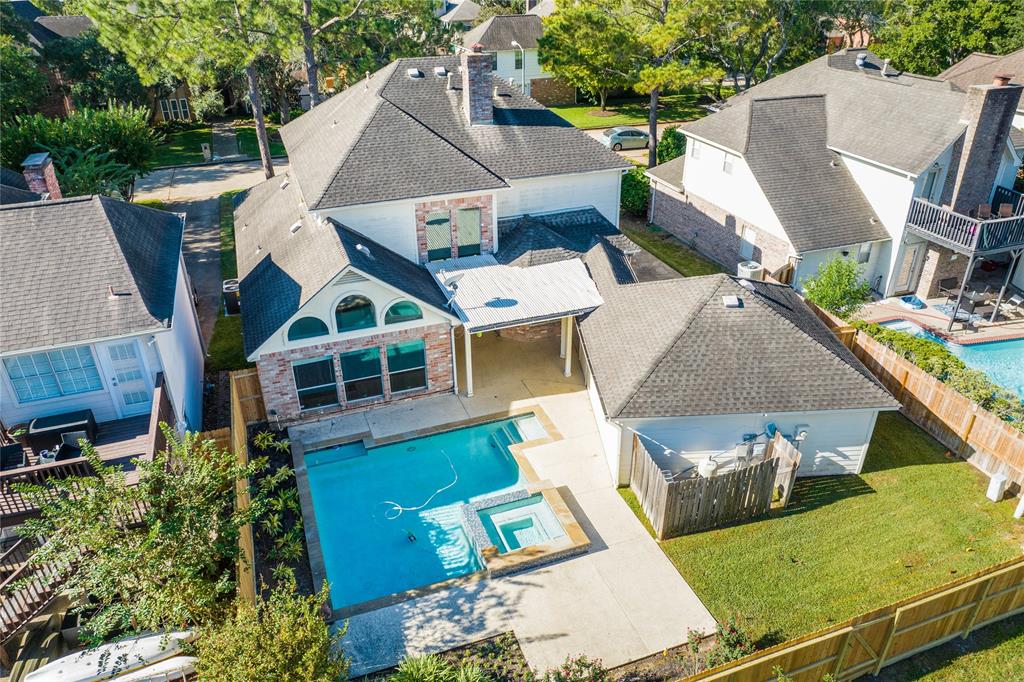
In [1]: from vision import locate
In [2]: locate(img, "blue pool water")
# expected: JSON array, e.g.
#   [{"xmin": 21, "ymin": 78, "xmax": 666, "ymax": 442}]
[
  {"xmin": 881, "ymin": 320, "xmax": 1024, "ymax": 397},
  {"xmin": 305, "ymin": 417, "xmax": 539, "ymax": 610}
]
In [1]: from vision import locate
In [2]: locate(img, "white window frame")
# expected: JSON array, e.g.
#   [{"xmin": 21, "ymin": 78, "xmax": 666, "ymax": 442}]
[
  {"xmin": 386, "ymin": 340, "xmax": 428, "ymax": 394},
  {"xmin": 292, "ymin": 356, "xmax": 339, "ymax": 411},
  {"xmin": 857, "ymin": 242, "xmax": 873, "ymax": 264},
  {"xmin": 168, "ymin": 99, "xmax": 181, "ymax": 120},
  {"xmin": 739, "ymin": 226, "xmax": 756, "ymax": 260},
  {"xmin": 159, "ymin": 99, "xmax": 171, "ymax": 120},
  {"xmin": 3, "ymin": 346, "xmax": 104, "ymax": 404},
  {"xmin": 178, "ymin": 98, "xmax": 191, "ymax": 120},
  {"xmin": 691, "ymin": 140, "xmax": 702, "ymax": 160}
]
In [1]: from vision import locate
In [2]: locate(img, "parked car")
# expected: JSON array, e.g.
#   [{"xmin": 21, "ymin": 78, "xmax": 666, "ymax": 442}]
[{"xmin": 601, "ymin": 126, "xmax": 650, "ymax": 151}]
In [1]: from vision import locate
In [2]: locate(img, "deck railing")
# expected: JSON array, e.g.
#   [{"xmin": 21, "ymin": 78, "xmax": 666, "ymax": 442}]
[
  {"xmin": 905, "ymin": 193, "xmax": 1024, "ymax": 254},
  {"xmin": 992, "ymin": 184, "xmax": 1024, "ymax": 217}
]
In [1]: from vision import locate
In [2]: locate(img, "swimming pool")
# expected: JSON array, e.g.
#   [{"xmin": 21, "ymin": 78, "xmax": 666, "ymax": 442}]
[
  {"xmin": 304, "ymin": 415, "xmax": 546, "ymax": 610},
  {"xmin": 880, "ymin": 320, "xmax": 1024, "ymax": 396}
]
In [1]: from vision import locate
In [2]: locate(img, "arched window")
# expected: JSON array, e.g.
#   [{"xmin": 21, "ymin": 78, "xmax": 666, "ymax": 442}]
[
  {"xmin": 384, "ymin": 301, "xmax": 423, "ymax": 324},
  {"xmin": 287, "ymin": 317, "xmax": 329, "ymax": 341},
  {"xmin": 336, "ymin": 295, "xmax": 376, "ymax": 332}
]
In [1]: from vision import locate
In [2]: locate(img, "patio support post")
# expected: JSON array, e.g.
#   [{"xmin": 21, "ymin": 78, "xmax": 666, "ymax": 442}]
[
  {"xmin": 563, "ymin": 316, "xmax": 573, "ymax": 377},
  {"xmin": 947, "ymin": 255, "xmax": 977, "ymax": 332},
  {"xmin": 989, "ymin": 249, "xmax": 1023, "ymax": 323},
  {"xmin": 559, "ymin": 316, "xmax": 567, "ymax": 358},
  {"xmin": 464, "ymin": 328, "xmax": 474, "ymax": 397}
]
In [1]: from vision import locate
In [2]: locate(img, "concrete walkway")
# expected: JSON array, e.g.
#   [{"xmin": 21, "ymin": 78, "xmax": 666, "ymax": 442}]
[
  {"xmin": 170, "ymin": 198, "xmax": 221, "ymax": 344},
  {"xmin": 135, "ymin": 158, "xmax": 288, "ymax": 202},
  {"xmin": 292, "ymin": 333, "xmax": 716, "ymax": 676},
  {"xmin": 211, "ymin": 121, "xmax": 241, "ymax": 160}
]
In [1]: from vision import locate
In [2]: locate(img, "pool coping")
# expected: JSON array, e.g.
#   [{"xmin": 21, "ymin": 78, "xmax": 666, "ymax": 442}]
[
  {"xmin": 290, "ymin": 403, "xmax": 572, "ymax": 621},
  {"xmin": 870, "ymin": 314, "xmax": 1024, "ymax": 346}
]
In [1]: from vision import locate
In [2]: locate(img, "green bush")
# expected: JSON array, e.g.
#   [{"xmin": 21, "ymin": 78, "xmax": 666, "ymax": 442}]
[
  {"xmin": 390, "ymin": 654, "xmax": 492, "ymax": 682},
  {"xmin": 801, "ymin": 256, "xmax": 872, "ymax": 319},
  {"xmin": 705, "ymin": 616, "xmax": 756, "ymax": 667},
  {"xmin": 657, "ymin": 125, "xmax": 686, "ymax": 164},
  {"xmin": 189, "ymin": 87, "xmax": 226, "ymax": 124},
  {"xmin": 267, "ymin": 108, "xmax": 306, "ymax": 125},
  {"xmin": 543, "ymin": 655, "xmax": 611, "ymax": 682},
  {"xmin": 621, "ymin": 164, "xmax": 650, "ymax": 217}
]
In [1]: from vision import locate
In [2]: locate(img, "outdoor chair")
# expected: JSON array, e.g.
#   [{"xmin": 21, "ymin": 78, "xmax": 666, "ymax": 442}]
[
  {"xmin": 1, "ymin": 443, "xmax": 26, "ymax": 471},
  {"xmin": 976, "ymin": 204, "xmax": 992, "ymax": 219},
  {"xmin": 998, "ymin": 203, "xmax": 1014, "ymax": 218},
  {"xmin": 937, "ymin": 277, "xmax": 960, "ymax": 299}
]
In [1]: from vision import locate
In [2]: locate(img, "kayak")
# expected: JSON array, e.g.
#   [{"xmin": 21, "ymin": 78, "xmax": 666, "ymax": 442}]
[{"xmin": 25, "ymin": 631, "xmax": 194, "ymax": 682}]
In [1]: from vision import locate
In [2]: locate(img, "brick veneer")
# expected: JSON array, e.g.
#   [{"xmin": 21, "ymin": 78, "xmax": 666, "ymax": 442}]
[
  {"xmin": 650, "ymin": 185, "xmax": 791, "ymax": 274},
  {"xmin": 497, "ymin": 320, "xmax": 560, "ymax": 341},
  {"xmin": 256, "ymin": 322, "xmax": 454, "ymax": 424},
  {"xmin": 915, "ymin": 244, "xmax": 968, "ymax": 298},
  {"xmin": 530, "ymin": 77, "xmax": 576, "ymax": 106},
  {"xmin": 414, "ymin": 194, "xmax": 494, "ymax": 262}
]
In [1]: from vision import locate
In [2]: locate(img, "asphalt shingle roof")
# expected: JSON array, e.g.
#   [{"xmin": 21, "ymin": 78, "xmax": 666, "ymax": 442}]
[
  {"xmin": 578, "ymin": 242, "xmax": 897, "ymax": 419},
  {"xmin": 0, "ymin": 196, "xmax": 183, "ymax": 354},
  {"xmin": 234, "ymin": 172, "xmax": 452, "ymax": 356},
  {"xmin": 441, "ymin": 0, "xmax": 480, "ymax": 24},
  {"xmin": 1, "ymin": 167, "xmax": 29, "ymax": 191},
  {"xmin": 463, "ymin": 14, "xmax": 544, "ymax": 50},
  {"xmin": 938, "ymin": 48, "xmax": 1024, "ymax": 91},
  {"xmin": 0, "ymin": 185, "xmax": 42, "ymax": 205},
  {"xmin": 683, "ymin": 49, "xmax": 969, "ymax": 176},
  {"xmin": 495, "ymin": 208, "xmax": 633, "ymax": 267},
  {"xmin": 279, "ymin": 56, "xmax": 628, "ymax": 210}
]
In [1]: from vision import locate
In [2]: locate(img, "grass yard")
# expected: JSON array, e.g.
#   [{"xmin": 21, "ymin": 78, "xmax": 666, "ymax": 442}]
[
  {"xmin": 206, "ymin": 190, "xmax": 252, "ymax": 372},
  {"xmin": 619, "ymin": 213, "xmax": 724, "ymax": 277},
  {"xmin": 152, "ymin": 127, "xmax": 212, "ymax": 167},
  {"xmin": 549, "ymin": 91, "xmax": 708, "ymax": 129},
  {"xmin": 235, "ymin": 123, "xmax": 286, "ymax": 159},
  {"xmin": 620, "ymin": 412, "xmax": 1023, "ymax": 647}
]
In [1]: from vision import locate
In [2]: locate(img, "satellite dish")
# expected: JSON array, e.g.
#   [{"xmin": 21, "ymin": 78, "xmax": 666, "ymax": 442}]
[{"xmin": 443, "ymin": 272, "xmax": 465, "ymax": 291}]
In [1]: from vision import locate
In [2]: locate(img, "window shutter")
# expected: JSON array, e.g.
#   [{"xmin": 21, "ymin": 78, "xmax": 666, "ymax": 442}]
[
  {"xmin": 456, "ymin": 208, "xmax": 482, "ymax": 257},
  {"xmin": 425, "ymin": 210, "xmax": 452, "ymax": 261}
]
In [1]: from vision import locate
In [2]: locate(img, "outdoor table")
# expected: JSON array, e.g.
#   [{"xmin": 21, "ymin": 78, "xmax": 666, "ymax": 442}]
[{"xmin": 26, "ymin": 409, "xmax": 97, "ymax": 454}]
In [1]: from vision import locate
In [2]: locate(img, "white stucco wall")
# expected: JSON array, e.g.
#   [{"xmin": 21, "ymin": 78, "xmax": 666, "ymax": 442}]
[
  {"xmin": 578, "ymin": 339, "xmax": 624, "ymax": 483},
  {"xmin": 498, "ymin": 170, "xmax": 623, "ymax": 227},
  {"xmin": 153, "ymin": 258, "xmax": 205, "ymax": 430},
  {"xmin": 616, "ymin": 408, "xmax": 886, "ymax": 479}
]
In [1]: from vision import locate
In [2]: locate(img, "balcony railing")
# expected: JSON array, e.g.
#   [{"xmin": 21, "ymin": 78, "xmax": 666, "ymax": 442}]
[{"xmin": 905, "ymin": 190, "xmax": 1024, "ymax": 255}]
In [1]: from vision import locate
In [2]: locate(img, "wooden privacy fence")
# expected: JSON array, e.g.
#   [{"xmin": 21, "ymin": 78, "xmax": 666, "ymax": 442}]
[
  {"xmin": 685, "ymin": 554, "xmax": 1024, "ymax": 681},
  {"xmin": 804, "ymin": 301, "xmax": 1024, "ymax": 486},
  {"xmin": 629, "ymin": 434, "xmax": 800, "ymax": 540}
]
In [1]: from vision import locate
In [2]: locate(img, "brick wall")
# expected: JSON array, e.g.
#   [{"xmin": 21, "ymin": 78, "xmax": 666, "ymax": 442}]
[
  {"xmin": 414, "ymin": 194, "xmax": 494, "ymax": 262},
  {"xmin": 530, "ymin": 77, "xmax": 576, "ymax": 106},
  {"xmin": 256, "ymin": 322, "xmax": 454, "ymax": 424},
  {"xmin": 916, "ymin": 244, "xmax": 968, "ymax": 298},
  {"xmin": 497, "ymin": 320, "xmax": 561, "ymax": 341},
  {"xmin": 650, "ymin": 185, "xmax": 792, "ymax": 275}
]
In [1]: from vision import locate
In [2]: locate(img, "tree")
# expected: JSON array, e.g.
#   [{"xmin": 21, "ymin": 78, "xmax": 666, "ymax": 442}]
[
  {"xmin": 190, "ymin": 87, "xmax": 227, "ymax": 123},
  {"xmin": 13, "ymin": 430, "xmax": 288, "ymax": 644},
  {"xmin": 657, "ymin": 124, "xmax": 685, "ymax": 163},
  {"xmin": 42, "ymin": 31, "xmax": 147, "ymax": 109},
  {"xmin": 801, "ymin": 255, "xmax": 872, "ymax": 319},
  {"xmin": 194, "ymin": 580, "xmax": 347, "ymax": 682},
  {"xmin": 538, "ymin": 5, "xmax": 635, "ymax": 111},
  {"xmin": 872, "ymin": 0, "xmax": 1024, "ymax": 76},
  {"xmin": 297, "ymin": 0, "xmax": 366, "ymax": 108},
  {"xmin": 0, "ymin": 36, "xmax": 45, "ymax": 122},
  {"xmin": 47, "ymin": 145, "xmax": 137, "ymax": 198},
  {"xmin": 79, "ymin": 0, "xmax": 295, "ymax": 179}
]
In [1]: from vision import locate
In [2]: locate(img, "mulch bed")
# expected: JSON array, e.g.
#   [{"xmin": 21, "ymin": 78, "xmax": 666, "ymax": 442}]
[
  {"xmin": 357, "ymin": 632, "xmax": 534, "ymax": 681},
  {"xmin": 201, "ymin": 370, "xmax": 231, "ymax": 431}
]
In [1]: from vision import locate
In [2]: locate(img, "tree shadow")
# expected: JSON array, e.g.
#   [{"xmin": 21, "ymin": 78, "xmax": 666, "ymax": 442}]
[{"xmin": 779, "ymin": 474, "xmax": 876, "ymax": 516}]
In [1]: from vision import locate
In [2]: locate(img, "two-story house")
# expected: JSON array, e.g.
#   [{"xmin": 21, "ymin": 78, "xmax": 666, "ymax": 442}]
[
  {"xmin": 939, "ymin": 47, "xmax": 1024, "ymax": 132},
  {"xmin": 647, "ymin": 48, "xmax": 1024, "ymax": 310}
]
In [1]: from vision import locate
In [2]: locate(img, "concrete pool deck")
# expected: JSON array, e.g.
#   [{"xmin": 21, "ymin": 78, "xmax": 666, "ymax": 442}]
[{"xmin": 290, "ymin": 332, "xmax": 716, "ymax": 676}]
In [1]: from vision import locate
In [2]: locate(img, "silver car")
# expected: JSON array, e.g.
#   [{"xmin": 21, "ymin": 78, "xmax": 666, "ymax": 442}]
[{"xmin": 602, "ymin": 126, "xmax": 650, "ymax": 151}]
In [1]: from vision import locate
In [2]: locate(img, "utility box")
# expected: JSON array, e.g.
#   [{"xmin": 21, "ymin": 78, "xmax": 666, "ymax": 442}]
[
  {"xmin": 201, "ymin": 142, "xmax": 212, "ymax": 162},
  {"xmin": 222, "ymin": 278, "xmax": 240, "ymax": 316}
]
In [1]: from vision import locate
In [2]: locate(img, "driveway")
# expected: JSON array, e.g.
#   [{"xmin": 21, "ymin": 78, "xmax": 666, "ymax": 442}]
[
  {"xmin": 135, "ymin": 158, "xmax": 288, "ymax": 202},
  {"xmin": 583, "ymin": 122, "xmax": 686, "ymax": 166},
  {"xmin": 170, "ymin": 198, "xmax": 221, "ymax": 344}
]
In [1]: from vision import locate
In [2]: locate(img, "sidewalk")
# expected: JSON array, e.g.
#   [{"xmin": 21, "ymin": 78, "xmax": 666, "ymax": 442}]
[
  {"xmin": 211, "ymin": 121, "xmax": 241, "ymax": 160},
  {"xmin": 135, "ymin": 158, "xmax": 288, "ymax": 202}
]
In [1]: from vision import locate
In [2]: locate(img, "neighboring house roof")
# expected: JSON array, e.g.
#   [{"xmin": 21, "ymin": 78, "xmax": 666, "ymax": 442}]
[
  {"xmin": 279, "ymin": 56, "xmax": 627, "ymax": 210},
  {"xmin": 463, "ymin": 14, "xmax": 544, "ymax": 51},
  {"xmin": 645, "ymin": 155, "xmax": 684, "ymax": 191},
  {"xmin": 496, "ymin": 207, "xmax": 634, "ymax": 267},
  {"xmin": 526, "ymin": 0, "xmax": 556, "ymax": 17},
  {"xmin": 0, "ymin": 167, "xmax": 29, "ymax": 191},
  {"xmin": 1010, "ymin": 127, "xmax": 1024, "ymax": 150},
  {"xmin": 34, "ymin": 14, "xmax": 93, "ymax": 38},
  {"xmin": 440, "ymin": 0, "xmax": 480, "ymax": 25},
  {"xmin": 234, "ymin": 172, "xmax": 453, "ymax": 356},
  {"xmin": 743, "ymin": 95, "xmax": 888, "ymax": 252},
  {"xmin": 9, "ymin": 2, "xmax": 92, "ymax": 45},
  {"xmin": 938, "ymin": 48, "xmax": 1024, "ymax": 94},
  {"xmin": 683, "ymin": 49, "xmax": 968, "ymax": 176},
  {"xmin": 0, "ymin": 196, "xmax": 184, "ymax": 355},
  {"xmin": 579, "ymin": 240, "xmax": 897, "ymax": 419},
  {"xmin": 0, "ymin": 185, "xmax": 42, "ymax": 205}
]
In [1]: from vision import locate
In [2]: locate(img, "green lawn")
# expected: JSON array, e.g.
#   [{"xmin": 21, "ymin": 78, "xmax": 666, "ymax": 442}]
[
  {"xmin": 620, "ymin": 412, "xmax": 1023, "ymax": 646},
  {"xmin": 549, "ymin": 91, "xmax": 708, "ymax": 129},
  {"xmin": 152, "ymin": 127, "xmax": 212, "ymax": 167},
  {"xmin": 235, "ymin": 123, "xmax": 286, "ymax": 159},
  {"xmin": 619, "ymin": 213, "xmax": 724, "ymax": 277},
  {"xmin": 207, "ymin": 190, "xmax": 252, "ymax": 373}
]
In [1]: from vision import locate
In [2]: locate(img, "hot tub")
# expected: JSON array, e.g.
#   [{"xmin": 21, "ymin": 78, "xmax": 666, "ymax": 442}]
[{"xmin": 479, "ymin": 494, "xmax": 566, "ymax": 553}]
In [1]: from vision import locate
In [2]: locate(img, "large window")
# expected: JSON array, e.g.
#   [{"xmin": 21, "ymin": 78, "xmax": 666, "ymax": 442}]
[
  {"xmin": 514, "ymin": 51, "xmax": 523, "ymax": 70},
  {"xmin": 455, "ymin": 208, "xmax": 482, "ymax": 257},
  {"xmin": 4, "ymin": 347, "xmax": 103, "ymax": 403},
  {"xmin": 387, "ymin": 341, "xmax": 427, "ymax": 393},
  {"xmin": 335, "ymin": 295, "xmax": 376, "ymax": 332},
  {"xmin": 425, "ymin": 210, "xmax": 453, "ymax": 261},
  {"xmin": 292, "ymin": 357, "xmax": 338, "ymax": 410},
  {"xmin": 288, "ymin": 317, "xmax": 329, "ymax": 341},
  {"xmin": 384, "ymin": 301, "xmax": 423, "ymax": 324},
  {"xmin": 340, "ymin": 349, "xmax": 383, "ymax": 401}
]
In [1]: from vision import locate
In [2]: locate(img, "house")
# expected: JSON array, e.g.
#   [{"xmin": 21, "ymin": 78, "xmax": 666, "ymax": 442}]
[
  {"xmin": 939, "ymin": 47, "xmax": 1024, "ymax": 131},
  {"xmin": 0, "ymin": 154, "xmax": 205, "ymax": 453},
  {"xmin": 462, "ymin": 14, "xmax": 574, "ymax": 105},
  {"xmin": 0, "ymin": 166, "xmax": 42, "ymax": 205},
  {"xmin": 440, "ymin": 0, "xmax": 481, "ymax": 29},
  {"xmin": 647, "ymin": 48, "xmax": 1024, "ymax": 313},
  {"xmin": 234, "ymin": 49, "xmax": 628, "ymax": 425}
]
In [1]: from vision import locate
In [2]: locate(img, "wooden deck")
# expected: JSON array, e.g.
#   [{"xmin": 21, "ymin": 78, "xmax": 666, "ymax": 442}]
[{"xmin": 22, "ymin": 415, "xmax": 152, "ymax": 467}]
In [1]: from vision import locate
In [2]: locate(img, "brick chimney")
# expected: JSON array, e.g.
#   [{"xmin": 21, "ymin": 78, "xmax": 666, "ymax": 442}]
[
  {"xmin": 461, "ymin": 43, "xmax": 493, "ymax": 125},
  {"xmin": 949, "ymin": 82, "xmax": 1023, "ymax": 215},
  {"xmin": 22, "ymin": 152, "xmax": 62, "ymax": 200}
]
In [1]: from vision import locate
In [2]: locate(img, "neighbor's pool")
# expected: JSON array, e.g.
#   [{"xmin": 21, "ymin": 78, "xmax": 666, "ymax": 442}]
[
  {"xmin": 304, "ymin": 415, "xmax": 546, "ymax": 610},
  {"xmin": 880, "ymin": 320, "xmax": 1024, "ymax": 397}
]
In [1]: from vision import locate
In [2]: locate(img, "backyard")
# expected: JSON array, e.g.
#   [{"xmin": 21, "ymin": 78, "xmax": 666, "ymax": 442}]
[
  {"xmin": 550, "ymin": 91, "xmax": 710, "ymax": 129},
  {"xmin": 619, "ymin": 213, "xmax": 724, "ymax": 277},
  {"xmin": 620, "ymin": 412, "xmax": 1023, "ymax": 647}
]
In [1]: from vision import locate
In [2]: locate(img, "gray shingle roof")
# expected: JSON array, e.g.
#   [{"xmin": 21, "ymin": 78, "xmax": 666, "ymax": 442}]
[
  {"xmin": 0, "ymin": 185, "xmax": 42, "ymax": 205},
  {"xmin": 743, "ymin": 95, "xmax": 889, "ymax": 252},
  {"xmin": 234, "ymin": 173, "xmax": 452, "ymax": 356},
  {"xmin": 34, "ymin": 14, "xmax": 93, "ymax": 38},
  {"xmin": 441, "ymin": 0, "xmax": 480, "ymax": 24},
  {"xmin": 1, "ymin": 167, "xmax": 29, "ymax": 191},
  {"xmin": 496, "ymin": 208, "xmax": 633, "ymax": 267},
  {"xmin": 279, "ymin": 56, "xmax": 628, "ymax": 210},
  {"xmin": 578, "ymin": 242, "xmax": 897, "ymax": 419},
  {"xmin": 938, "ymin": 48, "xmax": 1024, "ymax": 91},
  {"xmin": 645, "ymin": 155, "xmax": 684, "ymax": 190},
  {"xmin": 0, "ymin": 197, "xmax": 183, "ymax": 354},
  {"xmin": 463, "ymin": 15, "xmax": 543, "ymax": 50},
  {"xmin": 683, "ymin": 49, "xmax": 969, "ymax": 176}
]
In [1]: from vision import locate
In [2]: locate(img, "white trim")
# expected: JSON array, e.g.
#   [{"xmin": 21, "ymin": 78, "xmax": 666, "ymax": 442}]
[
  {"xmin": 681, "ymin": 131, "xmax": 740, "ymax": 156},
  {"xmin": 829, "ymin": 146, "xmax": 919, "ymax": 179},
  {"xmin": 0, "ymin": 328, "xmax": 172, "ymax": 360}
]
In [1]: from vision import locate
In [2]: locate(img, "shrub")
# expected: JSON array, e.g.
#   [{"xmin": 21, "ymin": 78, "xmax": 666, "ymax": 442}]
[
  {"xmin": 801, "ymin": 256, "xmax": 872, "ymax": 319},
  {"xmin": 621, "ymin": 164, "xmax": 650, "ymax": 217},
  {"xmin": 453, "ymin": 662, "xmax": 492, "ymax": 682},
  {"xmin": 657, "ymin": 125, "xmax": 686, "ymax": 164},
  {"xmin": 390, "ymin": 654, "xmax": 455, "ymax": 682},
  {"xmin": 189, "ymin": 87, "xmax": 226, "ymax": 123},
  {"xmin": 705, "ymin": 616, "xmax": 756, "ymax": 667},
  {"xmin": 544, "ymin": 655, "xmax": 611, "ymax": 682},
  {"xmin": 267, "ymin": 107, "xmax": 306, "ymax": 125}
]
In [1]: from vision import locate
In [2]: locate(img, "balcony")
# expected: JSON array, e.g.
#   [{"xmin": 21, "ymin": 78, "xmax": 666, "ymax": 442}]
[{"xmin": 905, "ymin": 186, "xmax": 1024, "ymax": 255}]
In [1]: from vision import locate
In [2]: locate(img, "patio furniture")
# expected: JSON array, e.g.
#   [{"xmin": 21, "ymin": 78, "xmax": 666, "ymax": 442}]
[
  {"xmin": 976, "ymin": 204, "xmax": 992, "ymax": 219},
  {"xmin": 937, "ymin": 277, "xmax": 960, "ymax": 298},
  {"xmin": 1, "ymin": 443, "xmax": 26, "ymax": 471},
  {"xmin": 998, "ymin": 203, "xmax": 1013, "ymax": 218},
  {"xmin": 26, "ymin": 410, "xmax": 97, "ymax": 454},
  {"xmin": 37, "ymin": 449, "xmax": 56, "ymax": 465}
]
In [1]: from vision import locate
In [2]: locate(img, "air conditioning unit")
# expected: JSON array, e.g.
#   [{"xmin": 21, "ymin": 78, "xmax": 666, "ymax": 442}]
[{"xmin": 737, "ymin": 260, "xmax": 764, "ymax": 281}]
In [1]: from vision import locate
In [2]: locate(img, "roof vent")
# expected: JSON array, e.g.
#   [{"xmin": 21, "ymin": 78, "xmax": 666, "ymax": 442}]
[
  {"xmin": 289, "ymin": 220, "xmax": 302, "ymax": 234},
  {"xmin": 356, "ymin": 243, "xmax": 373, "ymax": 258},
  {"xmin": 722, "ymin": 295, "xmax": 743, "ymax": 309},
  {"xmin": 829, "ymin": 159, "xmax": 837, "ymax": 168},
  {"xmin": 279, "ymin": 178, "xmax": 290, "ymax": 190},
  {"xmin": 107, "ymin": 285, "xmax": 131, "ymax": 299},
  {"xmin": 434, "ymin": 66, "xmax": 448, "ymax": 78},
  {"xmin": 407, "ymin": 67, "xmax": 424, "ymax": 79},
  {"xmin": 855, "ymin": 52, "xmax": 867, "ymax": 70},
  {"xmin": 737, "ymin": 279, "xmax": 756, "ymax": 292},
  {"xmin": 881, "ymin": 58, "xmax": 891, "ymax": 76}
]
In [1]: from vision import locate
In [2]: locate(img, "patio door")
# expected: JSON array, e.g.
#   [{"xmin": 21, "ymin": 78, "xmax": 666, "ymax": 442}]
[
  {"xmin": 893, "ymin": 243, "xmax": 924, "ymax": 295},
  {"xmin": 106, "ymin": 341, "xmax": 152, "ymax": 416}
]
